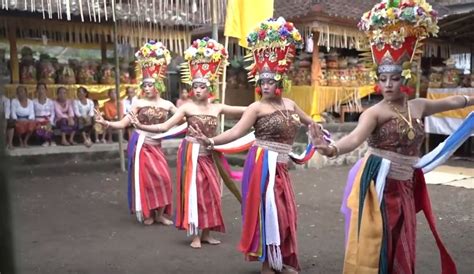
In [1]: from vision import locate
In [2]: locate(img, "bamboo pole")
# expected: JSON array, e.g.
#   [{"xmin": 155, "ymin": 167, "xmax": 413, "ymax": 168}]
[
  {"xmin": 220, "ymin": 36, "xmax": 229, "ymax": 133},
  {"xmin": 113, "ymin": 17, "xmax": 126, "ymax": 172}
]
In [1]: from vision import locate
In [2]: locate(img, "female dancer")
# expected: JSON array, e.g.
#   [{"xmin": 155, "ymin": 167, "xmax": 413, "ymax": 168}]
[
  {"xmin": 189, "ymin": 19, "xmax": 323, "ymax": 274},
  {"xmin": 96, "ymin": 41, "xmax": 176, "ymax": 226},
  {"xmin": 131, "ymin": 37, "xmax": 246, "ymax": 249},
  {"xmin": 312, "ymin": 1, "xmax": 471, "ymax": 273}
]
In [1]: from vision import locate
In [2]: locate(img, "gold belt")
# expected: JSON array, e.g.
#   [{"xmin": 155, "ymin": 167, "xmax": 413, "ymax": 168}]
[
  {"xmin": 367, "ymin": 147, "xmax": 420, "ymax": 181},
  {"xmin": 254, "ymin": 139, "xmax": 292, "ymax": 163}
]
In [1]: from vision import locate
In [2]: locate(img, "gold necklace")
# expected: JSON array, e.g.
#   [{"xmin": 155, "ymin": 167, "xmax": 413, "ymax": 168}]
[{"xmin": 387, "ymin": 100, "xmax": 416, "ymax": 140}]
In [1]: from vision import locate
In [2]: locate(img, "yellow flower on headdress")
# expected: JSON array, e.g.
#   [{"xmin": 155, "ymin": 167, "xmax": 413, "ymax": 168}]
[
  {"xmin": 141, "ymin": 47, "xmax": 151, "ymax": 56},
  {"xmin": 386, "ymin": 8, "xmax": 396, "ymax": 20},
  {"xmin": 211, "ymin": 53, "xmax": 221, "ymax": 62},
  {"xmin": 292, "ymin": 32, "xmax": 302, "ymax": 41},
  {"xmin": 369, "ymin": 70, "xmax": 378, "ymax": 81},
  {"xmin": 402, "ymin": 69, "xmax": 412, "ymax": 79},
  {"xmin": 184, "ymin": 52, "xmax": 193, "ymax": 60},
  {"xmin": 419, "ymin": 0, "xmax": 432, "ymax": 12},
  {"xmin": 197, "ymin": 47, "xmax": 205, "ymax": 54}
]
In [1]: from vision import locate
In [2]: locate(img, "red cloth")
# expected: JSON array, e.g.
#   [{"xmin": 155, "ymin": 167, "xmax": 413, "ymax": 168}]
[
  {"xmin": 14, "ymin": 120, "xmax": 36, "ymax": 135},
  {"xmin": 241, "ymin": 163, "xmax": 300, "ymax": 270},
  {"xmin": 383, "ymin": 178, "xmax": 417, "ymax": 273},
  {"xmin": 133, "ymin": 143, "xmax": 172, "ymax": 218},
  {"xmin": 382, "ymin": 170, "xmax": 457, "ymax": 274},
  {"xmin": 176, "ymin": 152, "xmax": 225, "ymax": 232}
]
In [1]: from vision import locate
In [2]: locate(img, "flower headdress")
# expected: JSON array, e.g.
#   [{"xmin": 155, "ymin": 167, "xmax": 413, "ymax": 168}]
[
  {"xmin": 359, "ymin": 0, "xmax": 439, "ymax": 92},
  {"xmin": 246, "ymin": 17, "xmax": 303, "ymax": 95},
  {"xmin": 135, "ymin": 40, "xmax": 172, "ymax": 93},
  {"xmin": 180, "ymin": 37, "xmax": 228, "ymax": 93}
]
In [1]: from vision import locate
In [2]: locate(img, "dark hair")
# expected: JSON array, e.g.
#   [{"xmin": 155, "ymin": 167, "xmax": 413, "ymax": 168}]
[
  {"xmin": 77, "ymin": 86, "xmax": 89, "ymax": 98},
  {"xmin": 56, "ymin": 86, "xmax": 67, "ymax": 95},
  {"xmin": 16, "ymin": 85, "xmax": 27, "ymax": 95},
  {"xmin": 36, "ymin": 82, "xmax": 47, "ymax": 91}
]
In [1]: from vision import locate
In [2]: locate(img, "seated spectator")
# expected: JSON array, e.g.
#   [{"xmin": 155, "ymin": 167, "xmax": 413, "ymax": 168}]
[
  {"xmin": 176, "ymin": 88, "xmax": 192, "ymax": 107},
  {"xmin": 10, "ymin": 86, "xmax": 36, "ymax": 148},
  {"xmin": 73, "ymin": 87, "xmax": 94, "ymax": 147},
  {"xmin": 33, "ymin": 83, "xmax": 55, "ymax": 147},
  {"xmin": 1, "ymin": 92, "xmax": 15, "ymax": 150},
  {"xmin": 122, "ymin": 87, "xmax": 137, "ymax": 140},
  {"xmin": 93, "ymin": 100, "xmax": 106, "ymax": 143},
  {"xmin": 103, "ymin": 89, "xmax": 123, "ymax": 143},
  {"xmin": 54, "ymin": 87, "xmax": 76, "ymax": 146}
]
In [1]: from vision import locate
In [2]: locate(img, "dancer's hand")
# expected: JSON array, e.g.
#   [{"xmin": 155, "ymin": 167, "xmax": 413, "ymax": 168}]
[
  {"xmin": 308, "ymin": 122, "xmax": 327, "ymax": 146},
  {"xmin": 188, "ymin": 125, "xmax": 212, "ymax": 147},
  {"xmin": 94, "ymin": 109, "xmax": 107, "ymax": 125},
  {"xmin": 128, "ymin": 112, "xmax": 141, "ymax": 129}
]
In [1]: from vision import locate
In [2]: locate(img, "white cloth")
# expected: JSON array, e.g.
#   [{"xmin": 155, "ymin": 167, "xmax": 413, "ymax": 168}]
[
  {"xmin": 1, "ymin": 95, "xmax": 10, "ymax": 119},
  {"xmin": 33, "ymin": 98, "xmax": 55, "ymax": 124},
  {"xmin": 73, "ymin": 99, "xmax": 94, "ymax": 118},
  {"xmin": 122, "ymin": 96, "xmax": 137, "ymax": 114},
  {"xmin": 11, "ymin": 98, "xmax": 34, "ymax": 120}
]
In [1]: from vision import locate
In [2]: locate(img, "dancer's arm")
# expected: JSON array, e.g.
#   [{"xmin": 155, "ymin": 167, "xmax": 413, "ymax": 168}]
[
  {"xmin": 219, "ymin": 104, "xmax": 247, "ymax": 116},
  {"xmin": 313, "ymin": 108, "xmax": 378, "ymax": 157},
  {"xmin": 417, "ymin": 95, "xmax": 473, "ymax": 117}
]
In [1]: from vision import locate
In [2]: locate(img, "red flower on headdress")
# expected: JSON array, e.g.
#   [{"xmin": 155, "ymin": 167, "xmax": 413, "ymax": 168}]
[
  {"xmin": 285, "ymin": 22, "xmax": 294, "ymax": 31},
  {"xmin": 374, "ymin": 84, "xmax": 382, "ymax": 94},
  {"xmin": 258, "ymin": 30, "xmax": 267, "ymax": 40},
  {"xmin": 400, "ymin": 85, "xmax": 415, "ymax": 95}
]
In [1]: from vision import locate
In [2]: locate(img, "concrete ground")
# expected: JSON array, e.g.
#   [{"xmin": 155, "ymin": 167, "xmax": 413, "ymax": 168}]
[{"xmin": 7, "ymin": 162, "xmax": 474, "ymax": 274}]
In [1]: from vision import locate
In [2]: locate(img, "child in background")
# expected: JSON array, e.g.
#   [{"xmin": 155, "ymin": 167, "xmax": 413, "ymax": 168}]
[{"xmin": 93, "ymin": 100, "xmax": 106, "ymax": 143}]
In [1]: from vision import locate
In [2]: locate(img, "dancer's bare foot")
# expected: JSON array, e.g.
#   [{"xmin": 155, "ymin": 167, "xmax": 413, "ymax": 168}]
[
  {"xmin": 6, "ymin": 144, "xmax": 14, "ymax": 150},
  {"xmin": 261, "ymin": 262, "xmax": 276, "ymax": 274},
  {"xmin": 281, "ymin": 265, "xmax": 298, "ymax": 274},
  {"xmin": 143, "ymin": 218, "xmax": 154, "ymax": 225},
  {"xmin": 190, "ymin": 236, "xmax": 201, "ymax": 249},
  {"xmin": 201, "ymin": 235, "xmax": 221, "ymax": 245},
  {"xmin": 155, "ymin": 215, "xmax": 173, "ymax": 226}
]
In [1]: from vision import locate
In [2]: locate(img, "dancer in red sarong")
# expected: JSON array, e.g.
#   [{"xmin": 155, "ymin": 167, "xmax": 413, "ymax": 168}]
[
  {"xmin": 131, "ymin": 37, "xmax": 246, "ymax": 249},
  {"xmin": 96, "ymin": 41, "xmax": 176, "ymax": 226}
]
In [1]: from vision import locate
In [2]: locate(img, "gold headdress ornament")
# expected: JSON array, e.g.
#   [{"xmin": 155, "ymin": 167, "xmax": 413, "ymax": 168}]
[
  {"xmin": 180, "ymin": 37, "xmax": 228, "ymax": 93},
  {"xmin": 359, "ymin": 0, "xmax": 439, "ymax": 84},
  {"xmin": 135, "ymin": 40, "xmax": 172, "ymax": 92}
]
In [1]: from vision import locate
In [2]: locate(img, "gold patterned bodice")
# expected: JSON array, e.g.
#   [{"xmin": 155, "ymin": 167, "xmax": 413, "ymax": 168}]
[
  {"xmin": 136, "ymin": 106, "xmax": 169, "ymax": 125},
  {"xmin": 186, "ymin": 115, "xmax": 218, "ymax": 138},
  {"xmin": 368, "ymin": 117, "xmax": 425, "ymax": 156},
  {"xmin": 254, "ymin": 110, "xmax": 302, "ymax": 145}
]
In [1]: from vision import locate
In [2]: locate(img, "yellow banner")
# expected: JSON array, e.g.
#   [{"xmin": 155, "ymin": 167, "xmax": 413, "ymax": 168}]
[
  {"xmin": 310, "ymin": 85, "xmax": 375, "ymax": 121},
  {"xmin": 224, "ymin": 0, "xmax": 274, "ymax": 48}
]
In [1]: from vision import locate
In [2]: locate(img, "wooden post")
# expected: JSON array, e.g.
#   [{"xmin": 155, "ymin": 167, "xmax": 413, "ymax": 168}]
[
  {"xmin": 311, "ymin": 31, "xmax": 321, "ymax": 87},
  {"xmin": 8, "ymin": 22, "xmax": 19, "ymax": 84},
  {"xmin": 100, "ymin": 35, "xmax": 107, "ymax": 64},
  {"xmin": 113, "ymin": 19, "xmax": 126, "ymax": 172}
]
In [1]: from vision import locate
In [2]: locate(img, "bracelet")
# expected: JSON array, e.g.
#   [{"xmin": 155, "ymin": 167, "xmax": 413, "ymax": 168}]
[
  {"xmin": 206, "ymin": 138, "xmax": 215, "ymax": 150},
  {"xmin": 462, "ymin": 95, "xmax": 469, "ymax": 108},
  {"xmin": 328, "ymin": 143, "xmax": 339, "ymax": 159}
]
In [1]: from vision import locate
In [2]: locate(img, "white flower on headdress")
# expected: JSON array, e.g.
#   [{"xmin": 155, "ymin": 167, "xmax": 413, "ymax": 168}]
[
  {"xmin": 185, "ymin": 47, "xmax": 198, "ymax": 56},
  {"xmin": 156, "ymin": 48, "xmax": 164, "ymax": 56},
  {"xmin": 204, "ymin": 48, "xmax": 213, "ymax": 57},
  {"xmin": 276, "ymin": 17, "xmax": 286, "ymax": 25}
]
